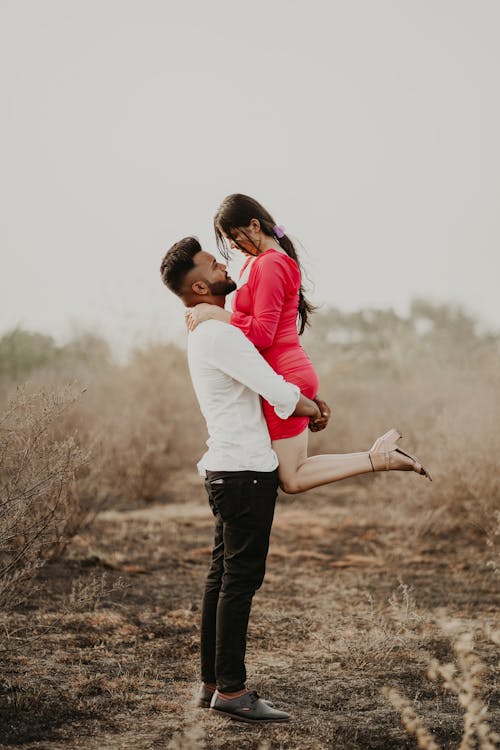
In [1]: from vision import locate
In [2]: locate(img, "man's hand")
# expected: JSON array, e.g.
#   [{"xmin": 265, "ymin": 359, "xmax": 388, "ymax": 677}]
[{"xmin": 308, "ymin": 397, "xmax": 332, "ymax": 432}]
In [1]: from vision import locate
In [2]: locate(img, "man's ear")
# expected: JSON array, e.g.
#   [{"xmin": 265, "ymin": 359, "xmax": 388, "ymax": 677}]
[{"xmin": 191, "ymin": 280, "xmax": 210, "ymax": 296}]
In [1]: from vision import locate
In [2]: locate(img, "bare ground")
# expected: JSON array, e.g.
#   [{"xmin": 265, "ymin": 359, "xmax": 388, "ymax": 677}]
[{"xmin": 1, "ymin": 473, "xmax": 498, "ymax": 750}]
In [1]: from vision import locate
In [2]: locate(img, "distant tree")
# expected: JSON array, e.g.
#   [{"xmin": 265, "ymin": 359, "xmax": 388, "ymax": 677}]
[
  {"xmin": 60, "ymin": 332, "xmax": 112, "ymax": 369},
  {"xmin": 408, "ymin": 298, "xmax": 499, "ymax": 358},
  {"xmin": 0, "ymin": 328, "xmax": 60, "ymax": 380},
  {"xmin": 0, "ymin": 327, "xmax": 112, "ymax": 382},
  {"xmin": 304, "ymin": 299, "xmax": 499, "ymax": 375}
]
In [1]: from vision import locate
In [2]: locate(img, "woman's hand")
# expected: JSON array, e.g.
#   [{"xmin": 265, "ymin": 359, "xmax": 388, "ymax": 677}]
[{"xmin": 185, "ymin": 303, "xmax": 219, "ymax": 332}]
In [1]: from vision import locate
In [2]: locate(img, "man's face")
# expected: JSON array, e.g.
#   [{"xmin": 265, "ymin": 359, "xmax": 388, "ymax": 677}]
[{"xmin": 191, "ymin": 251, "xmax": 237, "ymax": 296}]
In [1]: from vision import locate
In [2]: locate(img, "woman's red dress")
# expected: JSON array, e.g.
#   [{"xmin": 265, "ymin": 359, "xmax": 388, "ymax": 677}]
[{"xmin": 230, "ymin": 249, "xmax": 320, "ymax": 440}]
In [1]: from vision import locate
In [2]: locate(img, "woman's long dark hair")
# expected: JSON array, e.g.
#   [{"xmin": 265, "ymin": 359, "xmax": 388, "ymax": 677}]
[{"xmin": 214, "ymin": 193, "xmax": 314, "ymax": 334}]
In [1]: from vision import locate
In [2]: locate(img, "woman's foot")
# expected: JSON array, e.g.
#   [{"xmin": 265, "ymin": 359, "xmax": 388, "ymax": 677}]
[{"xmin": 369, "ymin": 428, "xmax": 432, "ymax": 481}]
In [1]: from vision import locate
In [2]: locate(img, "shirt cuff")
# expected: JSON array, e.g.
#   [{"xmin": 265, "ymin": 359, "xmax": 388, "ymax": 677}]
[{"xmin": 273, "ymin": 383, "xmax": 301, "ymax": 420}]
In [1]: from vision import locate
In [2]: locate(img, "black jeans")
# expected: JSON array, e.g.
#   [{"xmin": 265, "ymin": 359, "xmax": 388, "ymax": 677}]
[{"xmin": 200, "ymin": 468, "xmax": 279, "ymax": 693}]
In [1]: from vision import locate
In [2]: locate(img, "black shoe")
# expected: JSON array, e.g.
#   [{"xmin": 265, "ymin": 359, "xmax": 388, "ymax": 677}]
[
  {"xmin": 196, "ymin": 684, "xmax": 275, "ymax": 710},
  {"xmin": 209, "ymin": 690, "xmax": 289, "ymax": 723}
]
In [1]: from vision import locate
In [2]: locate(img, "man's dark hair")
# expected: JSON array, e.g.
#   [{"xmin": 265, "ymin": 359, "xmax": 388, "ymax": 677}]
[{"xmin": 160, "ymin": 236, "xmax": 202, "ymax": 296}]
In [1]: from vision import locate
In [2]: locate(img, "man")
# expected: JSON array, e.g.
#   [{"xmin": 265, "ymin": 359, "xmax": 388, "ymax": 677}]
[{"xmin": 160, "ymin": 237, "xmax": 329, "ymax": 723}]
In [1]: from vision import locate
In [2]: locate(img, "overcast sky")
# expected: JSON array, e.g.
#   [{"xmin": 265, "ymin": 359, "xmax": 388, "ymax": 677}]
[{"xmin": 1, "ymin": 0, "xmax": 499, "ymax": 352}]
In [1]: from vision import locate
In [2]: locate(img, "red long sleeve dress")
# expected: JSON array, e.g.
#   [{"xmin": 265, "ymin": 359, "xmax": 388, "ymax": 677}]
[{"xmin": 230, "ymin": 248, "xmax": 320, "ymax": 440}]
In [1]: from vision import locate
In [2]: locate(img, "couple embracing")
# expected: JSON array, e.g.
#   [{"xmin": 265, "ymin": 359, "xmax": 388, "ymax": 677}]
[{"xmin": 160, "ymin": 193, "xmax": 430, "ymax": 724}]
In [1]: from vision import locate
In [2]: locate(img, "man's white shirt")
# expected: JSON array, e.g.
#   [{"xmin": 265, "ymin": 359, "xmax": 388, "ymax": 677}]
[{"xmin": 187, "ymin": 320, "xmax": 300, "ymax": 475}]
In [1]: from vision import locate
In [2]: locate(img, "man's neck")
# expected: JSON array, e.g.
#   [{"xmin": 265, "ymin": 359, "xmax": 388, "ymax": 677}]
[
  {"xmin": 209, "ymin": 296, "xmax": 226, "ymax": 309},
  {"xmin": 186, "ymin": 294, "xmax": 226, "ymax": 309}
]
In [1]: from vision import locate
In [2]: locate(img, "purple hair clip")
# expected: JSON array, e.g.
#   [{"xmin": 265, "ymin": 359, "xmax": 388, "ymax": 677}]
[{"xmin": 273, "ymin": 224, "xmax": 286, "ymax": 239}]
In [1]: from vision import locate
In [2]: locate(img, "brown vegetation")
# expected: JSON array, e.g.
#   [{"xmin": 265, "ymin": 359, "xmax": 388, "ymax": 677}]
[
  {"xmin": 0, "ymin": 387, "xmax": 86, "ymax": 608},
  {"xmin": 0, "ymin": 303, "xmax": 499, "ymax": 748}
]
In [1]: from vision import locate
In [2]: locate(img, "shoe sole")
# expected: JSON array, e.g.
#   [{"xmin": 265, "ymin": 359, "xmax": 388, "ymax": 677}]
[
  {"xmin": 394, "ymin": 447, "xmax": 433, "ymax": 481},
  {"xmin": 209, "ymin": 707, "xmax": 290, "ymax": 723},
  {"xmin": 199, "ymin": 698, "xmax": 275, "ymax": 710},
  {"xmin": 372, "ymin": 428, "xmax": 432, "ymax": 481}
]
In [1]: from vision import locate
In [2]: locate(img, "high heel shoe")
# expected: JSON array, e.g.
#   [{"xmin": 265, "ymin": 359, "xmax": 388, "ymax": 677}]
[{"xmin": 369, "ymin": 428, "xmax": 432, "ymax": 481}]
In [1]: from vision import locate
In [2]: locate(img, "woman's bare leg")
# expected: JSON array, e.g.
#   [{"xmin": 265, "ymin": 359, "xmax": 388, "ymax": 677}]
[
  {"xmin": 273, "ymin": 430, "xmax": 373, "ymax": 494},
  {"xmin": 273, "ymin": 429, "xmax": 424, "ymax": 494}
]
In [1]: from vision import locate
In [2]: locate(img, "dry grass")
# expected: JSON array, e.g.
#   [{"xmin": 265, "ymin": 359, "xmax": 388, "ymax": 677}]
[
  {"xmin": 0, "ymin": 305, "xmax": 499, "ymax": 748},
  {"xmin": 0, "ymin": 489, "xmax": 498, "ymax": 748},
  {"xmin": 384, "ymin": 625, "xmax": 500, "ymax": 750}
]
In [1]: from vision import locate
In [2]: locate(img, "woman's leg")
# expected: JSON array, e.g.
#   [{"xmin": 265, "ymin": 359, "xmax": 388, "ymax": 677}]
[
  {"xmin": 273, "ymin": 430, "xmax": 374, "ymax": 494},
  {"xmin": 273, "ymin": 428, "xmax": 427, "ymax": 494}
]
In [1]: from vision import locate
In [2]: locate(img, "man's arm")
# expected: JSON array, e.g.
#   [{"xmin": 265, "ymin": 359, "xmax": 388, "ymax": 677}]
[
  {"xmin": 208, "ymin": 323, "xmax": 321, "ymax": 422},
  {"xmin": 294, "ymin": 393, "xmax": 322, "ymax": 419}
]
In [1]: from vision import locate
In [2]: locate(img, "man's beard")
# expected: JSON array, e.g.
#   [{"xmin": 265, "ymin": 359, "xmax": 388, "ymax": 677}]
[{"xmin": 208, "ymin": 278, "xmax": 237, "ymax": 296}]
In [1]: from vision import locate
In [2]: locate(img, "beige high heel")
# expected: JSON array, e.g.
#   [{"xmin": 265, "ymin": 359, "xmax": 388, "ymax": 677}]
[{"xmin": 369, "ymin": 428, "xmax": 432, "ymax": 481}]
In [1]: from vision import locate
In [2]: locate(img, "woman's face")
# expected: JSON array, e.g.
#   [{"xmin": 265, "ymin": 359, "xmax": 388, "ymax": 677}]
[{"xmin": 221, "ymin": 219, "xmax": 261, "ymax": 255}]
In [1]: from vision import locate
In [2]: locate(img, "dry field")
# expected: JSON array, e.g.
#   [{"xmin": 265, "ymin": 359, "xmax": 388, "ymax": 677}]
[
  {"xmin": 1, "ymin": 478, "xmax": 498, "ymax": 749},
  {"xmin": 0, "ymin": 305, "xmax": 499, "ymax": 749}
]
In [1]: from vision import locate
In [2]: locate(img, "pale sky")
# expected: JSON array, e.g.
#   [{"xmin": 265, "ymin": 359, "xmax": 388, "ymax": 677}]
[{"xmin": 1, "ymin": 0, "xmax": 499, "ymax": 352}]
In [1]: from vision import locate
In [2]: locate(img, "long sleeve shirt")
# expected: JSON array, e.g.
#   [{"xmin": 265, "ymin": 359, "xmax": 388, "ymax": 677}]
[
  {"xmin": 230, "ymin": 249, "xmax": 301, "ymax": 352},
  {"xmin": 187, "ymin": 319, "xmax": 300, "ymax": 475}
]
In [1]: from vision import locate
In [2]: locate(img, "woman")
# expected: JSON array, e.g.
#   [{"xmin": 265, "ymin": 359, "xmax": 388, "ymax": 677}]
[{"xmin": 186, "ymin": 194, "xmax": 431, "ymax": 492}]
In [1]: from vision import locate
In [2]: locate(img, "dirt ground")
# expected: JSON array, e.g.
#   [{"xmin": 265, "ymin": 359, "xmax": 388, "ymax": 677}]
[{"xmin": 1, "ymin": 472, "xmax": 498, "ymax": 750}]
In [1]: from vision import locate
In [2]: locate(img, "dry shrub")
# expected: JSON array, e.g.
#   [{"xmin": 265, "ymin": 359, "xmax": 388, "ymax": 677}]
[
  {"xmin": 384, "ymin": 688, "xmax": 441, "ymax": 750},
  {"xmin": 68, "ymin": 343, "xmax": 205, "ymax": 506},
  {"xmin": 3, "ymin": 305, "xmax": 498, "ymax": 520},
  {"xmin": 0, "ymin": 340, "xmax": 205, "ymax": 615},
  {"xmin": 0, "ymin": 342, "xmax": 206, "ymax": 510},
  {"xmin": 0, "ymin": 573, "xmax": 129, "ymax": 656},
  {"xmin": 308, "ymin": 582, "xmax": 427, "ymax": 675},
  {"xmin": 0, "ymin": 387, "xmax": 87, "ymax": 608},
  {"xmin": 306, "ymin": 310, "xmax": 500, "ymax": 540},
  {"xmin": 383, "ymin": 623, "xmax": 500, "ymax": 750},
  {"xmin": 337, "ymin": 598, "xmax": 403, "ymax": 670},
  {"xmin": 67, "ymin": 572, "xmax": 129, "ymax": 613},
  {"xmin": 388, "ymin": 579, "xmax": 425, "ymax": 630}
]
